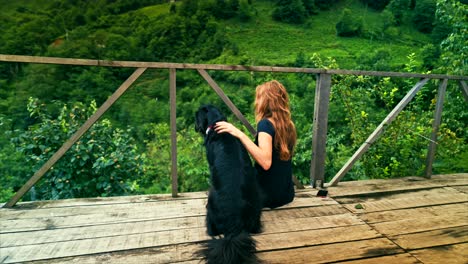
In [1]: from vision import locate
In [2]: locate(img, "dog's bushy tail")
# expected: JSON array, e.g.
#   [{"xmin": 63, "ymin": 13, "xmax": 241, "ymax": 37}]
[{"xmin": 198, "ymin": 232, "xmax": 259, "ymax": 264}]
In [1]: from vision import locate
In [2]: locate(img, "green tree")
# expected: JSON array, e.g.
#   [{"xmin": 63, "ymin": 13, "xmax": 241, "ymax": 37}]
[
  {"xmin": 170, "ymin": 3, "xmax": 176, "ymax": 14},
  {"xmin": 11, "ymin": 98, "xmax": 145, "ymax": 200},
  {"xmin": 179, "ymin": 0, "xmax": 199, "ymax": 17},
  {"xmin": 386, "ymin": 0, "xmax": 410, "ymax": 25},
  {"xmin": 0, "ymin": 117, "xmax": 29, "ymax": 202},
  {"xmin": 239, "ymin": 0, "xmax": 254, "ymax": 21},
  {"xmin": 413, "ymin": 0, "xmax": 437, "ymax": 33},
  {"xmin": 213, "ymin": 0, "xmax": 239, "ymax": 19},
  {"xmin": 302, "ymin": 0, "xmax": 318, "ymax": 15},
  {"xmin": 2, "ymin": 15, "xmax": 60, "ymax": 56},
  {"xmin": 382, "ymin": 9, "xmax": 396, "ymax": 31},
  {"xmin": 420, "ymin": 44, "xmax": 441, "ymax": 70},
  {"xmin": 359, "ymin": 0, "xmax": 391, "ymax": 10},
  {"xmin": 144, "ymin": 14, "xmax": 227, "ymax": 62},
  {"xmin": 314, "ymin": 0, "xmax": 340, "ymax": 10},
  {"xmin": 435, "ymin": 0, "xmax": 468, "ymax": 75},
  {"xmin": 327, "ymin": 55, "xmax": 466, "ymax": 181},
  {"xmin": 336, "ymin": 8, "xmax": 364, "ymax": 37},
  {"xmin": 357, "ymin": 49, "xmax": 393, "ymax": 71},
  {"xmin": 143, "ymin": 123, "xmax": 209, "ymax": 194},
  {"xmin": 273, "ymin": 0, "xmax": 308, "ymax": 24},
  {"xmin": 431, "ymin": 19, "xmax": 451, "ymax": 44}
]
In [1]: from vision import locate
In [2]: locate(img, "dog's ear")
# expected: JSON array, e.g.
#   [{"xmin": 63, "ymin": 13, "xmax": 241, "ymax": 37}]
[
  {"xmin": 206, "ymin": 105, "xmax": 226, "ymax": 124},
  {"xmin": 195, "ymin": 106, "xmax": 208, "ymax": 133}
]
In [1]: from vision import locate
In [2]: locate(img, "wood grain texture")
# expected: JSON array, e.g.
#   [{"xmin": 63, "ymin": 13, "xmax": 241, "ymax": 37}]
[
  {"xmin": 1, "ymin": 174, "xmax": 467, "ymax": 263},
  {"xmin": 1, "ymin": 54, "xmax": 467, "ymax": 80},
  {"xmin": 410, "ymin": 243, "xmax": 468, "ymax": 264}
]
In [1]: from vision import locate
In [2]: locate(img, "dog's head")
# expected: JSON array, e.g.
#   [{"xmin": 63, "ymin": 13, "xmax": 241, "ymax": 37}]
[{"xmin": 195, "ymin": 104, "xmax": 227, "ymax": 135}]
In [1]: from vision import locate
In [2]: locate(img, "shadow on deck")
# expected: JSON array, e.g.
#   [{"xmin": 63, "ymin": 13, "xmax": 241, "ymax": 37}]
[{"xmin": 1, "ymin": 174, "xmax": 467, "ymax": 263}]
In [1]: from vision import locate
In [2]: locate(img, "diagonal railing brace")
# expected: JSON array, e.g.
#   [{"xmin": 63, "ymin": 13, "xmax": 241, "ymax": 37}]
[
  {"xmin": 197, "ymin": 69, "xmax": 256, "ymax": 136},
  {"xmin": 328, "ymin": 78, "xmax": 430, "ymax": 186}
]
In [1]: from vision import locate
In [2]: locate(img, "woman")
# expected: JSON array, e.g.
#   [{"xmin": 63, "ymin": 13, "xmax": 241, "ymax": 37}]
[{"xmin": 215, "ymin": 80, "xmax": 297, "ymax": 209}]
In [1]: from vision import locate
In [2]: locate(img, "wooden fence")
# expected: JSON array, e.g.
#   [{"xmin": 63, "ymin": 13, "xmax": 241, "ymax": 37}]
[{"xmin": 1, "ymin": 54, "xmax": 467, "ymax": 208}]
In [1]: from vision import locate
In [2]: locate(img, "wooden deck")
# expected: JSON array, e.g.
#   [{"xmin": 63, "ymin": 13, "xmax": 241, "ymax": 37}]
[{"xmin": 1, "ymin": 173, "xmax": 467, "ymax": 263}]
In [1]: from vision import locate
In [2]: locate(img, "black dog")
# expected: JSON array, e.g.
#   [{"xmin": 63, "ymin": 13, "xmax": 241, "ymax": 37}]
[{"xmin": 195, "ymin": 104, "xmax": 263, "ymax": 264}]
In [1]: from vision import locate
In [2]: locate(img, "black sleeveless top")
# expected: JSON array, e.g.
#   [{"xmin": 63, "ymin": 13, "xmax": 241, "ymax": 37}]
[{"xmin": 255, "ymin": 119, "xmax": 295, "ymax": 208}]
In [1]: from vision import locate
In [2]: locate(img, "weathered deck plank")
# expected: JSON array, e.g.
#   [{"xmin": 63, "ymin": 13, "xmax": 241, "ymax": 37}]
[
  {"xmin": 336, "ymin": 253, "xmax": 421, "ymax": 264},
  {"xmin": 342, "ymin": 189, "xmax": 467, "ymax": 213},
  {"xmin": 1, "ymin": 209, "xmax": 359, "ymax": 262},
  {"xmin": 391, "ymin": 226, "xmax": 468, "ymax": 250},
  {"xmin": 370, "ymin": 214, "xmax": 468, "ymax": 237},
  {"xmin": 0, "ymin": 193, "xmax": 330, "ymax": 220},
  {"xmin": 21, "ymin": 243, "xmax": 202, "ymax": 264},
  {"xmin": 359, "ymin": 203, "xmax": 468, "ymax": 224},
  {"xmin": 327, "ymin": 174, "xmax": 468, "ymax": 197},
  {"xmin": 257, "ymin": 238, "xmax": 403, "ymax": 263},
  {"xmin": 410, "ymin": 243, "xmax": 468, "ymax": 263},
  {"xmin": 0, "ymin": 193, "xmax": 344, "ymax": 263},
  {"xmin": 2, "ymin": 188, "xmax": 313, "ymax": 211},
  {"xmin": 256, "ymin": 224, "xmax": 382, "ymax": 251},
  {"xmin": 0, "ymin": 196, "xmax": 336, "ymax": 234},
  {"xmin": 0, "ymin": 212, "xmax": 361, "ymax": 248},
  {"xmin": 1, "ymin": 173, "xmax": 467, "ymax": 263}
]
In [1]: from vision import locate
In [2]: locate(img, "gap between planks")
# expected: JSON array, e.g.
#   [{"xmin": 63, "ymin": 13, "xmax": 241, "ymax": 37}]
[
  {"xmin": 1, "ymin": 215, "xmax": 369, "ymax": 263},
  {"xmin": 0, "ymin": 196, "xmax": 338, "ymax": 234}
]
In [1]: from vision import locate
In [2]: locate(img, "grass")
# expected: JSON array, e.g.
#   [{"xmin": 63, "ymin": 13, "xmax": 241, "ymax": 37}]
[
  {"xmin": 1, "ymin": 0, "xmax": 433, "ymax": 71},
  {"xmin": 219, "ymin": 0, "xmax": 431, "ymax": 69},
  {"xmin": 0, "ymin": 0, "xmax": 50, "ymax": 15},
  {"xmin": 137, "ymin": 3, "xmax": 172, "ymax": 18}
]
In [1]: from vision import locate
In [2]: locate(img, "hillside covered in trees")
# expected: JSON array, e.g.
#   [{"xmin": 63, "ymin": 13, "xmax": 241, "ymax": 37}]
[{"xmin": 0, "ymin": 0, "xmax": 467, "ymax": 202}]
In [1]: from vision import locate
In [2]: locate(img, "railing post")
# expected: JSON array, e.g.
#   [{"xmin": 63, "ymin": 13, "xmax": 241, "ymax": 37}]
[
  {"xmin": 310, "ymin": 73, "xmax": 331, "ymax": 188},
  {"xmin": 459, "ymin": 80, "xmax": 468, "ymax": 102},
  {"xmin": 170, "ymin": 68, "xmax": 178, "ymax": 197},
  {"xmin": 425, "ymin": 79, "xmax": 448, "ymax": 178}
]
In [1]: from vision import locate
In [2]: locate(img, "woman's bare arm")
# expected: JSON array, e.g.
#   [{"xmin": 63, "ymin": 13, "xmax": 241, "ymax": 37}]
[{"xmin": 215, "ymin": 121, "xmax": 272, "ymax": 170}]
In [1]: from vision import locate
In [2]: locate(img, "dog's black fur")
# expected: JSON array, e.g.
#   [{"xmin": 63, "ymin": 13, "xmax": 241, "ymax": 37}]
[{"xmin": 195, "ymin": 105, "xmax": 263, "ymax": 264}]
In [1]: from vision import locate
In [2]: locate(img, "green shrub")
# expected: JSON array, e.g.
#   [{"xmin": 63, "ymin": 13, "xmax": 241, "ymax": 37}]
[
  {"xmin": 11, "ymin": 98, "xmax": 145, "ymax": 200},
  {"xmin": 413, "ymin": 0, "xmax": 436, "ymax": 33},
  {"xmin": 314, "ymin": 0, "xmax": 340, "ymax": 10},
  {"xmin": 357, "ymin": 49, "xmax": 394, "ymax": 71},
  {"xmin": 178, "ymin": 0, "xmax": 199, "ymax": 17},
  {"xmin": 336, "ymin": 8, "xmax": 364, "ymax": 37},
  {"xmin": 238, "ymin": 0, "xmax": 254, "ymax": 21},
  {"xmin": 382, "ymin": 9, "xmax": 396, "ymax": 30},
  {"xmin": 143, "ymin": 122, "xmax": 210, "ymax": 194},
  {"xmin": 436, "ymin": 0, "xmax": 468, "ymax": 75},
  {"xmin": 384, "ymin": 26, "xmax": 400, "ymax": 39},
  {"xmin": 211, "ymin": 0, "xmax": 239, "ymax": 19},
  {"xmin": 431, "ymin": 20, "xmax": 451, "ymax": 44},
  {"xmin": 420, "ymin": 44, "xmax": 441, "ymax": 70},
  {"xmin": 386, "ymin": 0, "xmax": 410, "ymax": 26},
  {"xmin": 0, "ymin": 117, "xmax": 28, "ymax": 203},
  {"xmin": 359, "ymin": 0, "xmax": 391, "ymax": 11},
  {"xmin": 302, "ymin": 0, "xmax": 318, "ymax": 15},
  {"xmin": 272, "ymin": 0, "xmax": 308, "ymax": 24}
]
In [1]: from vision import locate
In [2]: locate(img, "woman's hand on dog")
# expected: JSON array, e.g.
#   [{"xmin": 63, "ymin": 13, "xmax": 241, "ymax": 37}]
[
  {"xmin": 216, "ymin": 121, "xmax": 273, "ymax": 170},
  {"xmin": 215, "ymin": 121, "xmax": 243, "ymax": 138}
]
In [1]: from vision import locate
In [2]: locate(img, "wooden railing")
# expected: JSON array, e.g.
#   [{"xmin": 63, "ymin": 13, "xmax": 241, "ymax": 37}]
[{"xmin": 1, "ymin": 54, "xmax": 467, "ymax": 208}]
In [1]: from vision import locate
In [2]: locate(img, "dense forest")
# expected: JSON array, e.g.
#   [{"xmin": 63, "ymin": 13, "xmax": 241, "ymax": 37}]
[{"xmin": 0, "ymin": 0, "xmax": 467, "ymax": 202}]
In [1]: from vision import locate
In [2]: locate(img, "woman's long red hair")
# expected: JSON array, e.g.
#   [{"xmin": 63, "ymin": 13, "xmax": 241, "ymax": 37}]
[{"xmin": 255, "ymin": 80, "xmax": 296, "ymax": 161}]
